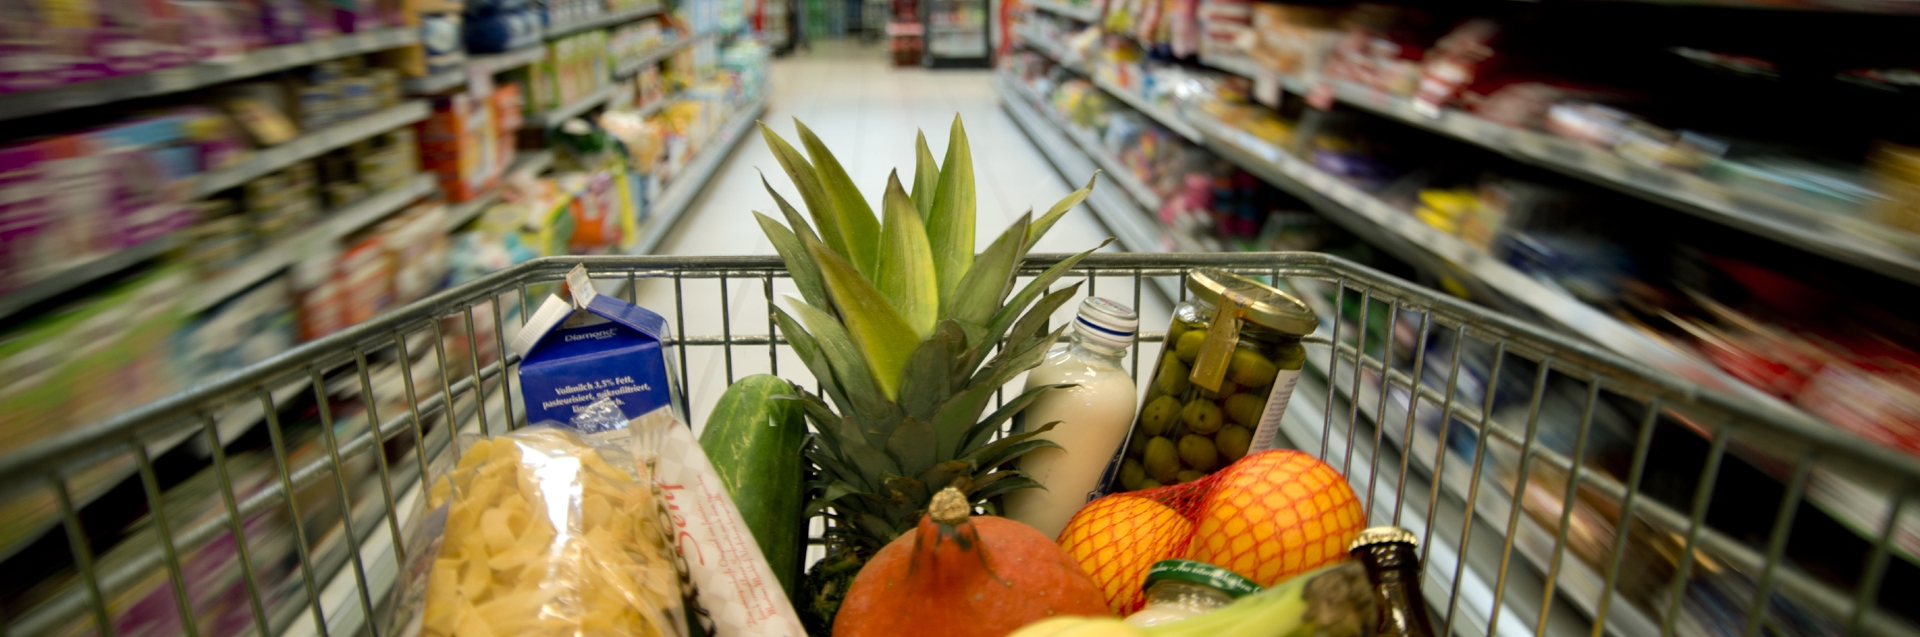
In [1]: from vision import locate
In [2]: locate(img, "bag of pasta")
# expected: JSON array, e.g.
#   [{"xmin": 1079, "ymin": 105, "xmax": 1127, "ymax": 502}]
[{"xmin": 412, "ymin": 426, "xmax": 687, "ymax": 637}]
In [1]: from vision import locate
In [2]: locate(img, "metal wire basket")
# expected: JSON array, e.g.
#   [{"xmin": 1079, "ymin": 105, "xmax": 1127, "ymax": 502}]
[{"xmin": 2, "ymin": 252, "xmax": 1915, "ymax": 637}]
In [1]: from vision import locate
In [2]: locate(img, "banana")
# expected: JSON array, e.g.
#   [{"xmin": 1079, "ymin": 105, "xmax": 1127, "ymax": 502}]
[
  {"xmin": 1007, "ymin": 616, "xmax": 1143, "ymax": 637},
  {"xmin": 1140, "ymin": 562, "xmax": 1375, "ymax": 637}
]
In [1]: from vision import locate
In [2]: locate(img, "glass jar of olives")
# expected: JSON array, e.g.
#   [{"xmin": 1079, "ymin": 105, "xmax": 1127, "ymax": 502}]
[{"xmin": 1111, "ymin": 269, "xmax": 1317, "ymax": 492}]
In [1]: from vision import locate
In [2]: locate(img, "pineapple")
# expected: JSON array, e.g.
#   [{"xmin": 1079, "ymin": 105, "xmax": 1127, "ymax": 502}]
[{"xmin": 752, "ymin": 116, "xmax": 1102, "ymax": 632}]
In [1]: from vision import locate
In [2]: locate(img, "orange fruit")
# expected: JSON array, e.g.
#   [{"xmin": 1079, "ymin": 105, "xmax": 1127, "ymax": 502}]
[
  {"xmin": 1057, "ymin": 495, "xmax": 1193, "ymax": 613},
  {"xmin": 1187, "ymin": 450, "xmax": 1364, "ymax": 586}
]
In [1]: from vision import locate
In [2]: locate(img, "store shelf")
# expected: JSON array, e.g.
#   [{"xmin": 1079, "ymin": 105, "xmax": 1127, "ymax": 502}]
[
  {"xmin": 0, "ymin": 235, "xmax": 181, "ymax": 323},
  {"xmin": 1091, "ymin": 77, "xmax": 1202, "ymax": 142},
  {"xmin": 1014, "ymin": 25, "xmax": 1084, "ymax": 71},
  {"xmin": 545, "ymin": 5, "xmax": 666, "ymax": 40},
  {"xmin": 1014, "ymin": 28, "xmax": 1202, "ymax": 142},
  {"xmin": 996, "ymin": 74, "xmax": 1173, "ymax": 255},
  {"xmin": 613, "ymin": 35, "xmax": 700, "ymax": 78},
  {"xmin": 442, "ymin": 150, "xmax": 557, "ymax": 231},
  {"xmin": 193, "ymin": 101, "xmax": 432, "ymax": 198},
  {"xmin": 1185, "ymin": 108, "xmax": 1920, "ymax": 569},
  {"xmin": 188, "ymin": 174, "xmax": 439, "ymax": 313},
  {"xmin": 1199, "ymin": 59, "xmax": 1920, "ymax": 287},
  {"xmin": 527, "ymin": 85, "xmax": 616, "ymax": 130},
  {"xmin": 403, "ymin": 64, "xmax": 469, "ymax": 95},
  {"xmin": 467, "ymin": 45, "xmax": 548, "ymax": 76},
  {"xmin": 1026, "ymin": 0, "xmax": 1101, "ymax": 22},
  {"xmin": 0, "ymin": 28, "xmax": 418, "ymax": 123},
  {"xmin": 1002, "ymin": 76, "xmax": 1166, "ymax": 213},
  {"xmin": 629, "ymin": 95, "xmax": 770, "ymax": 255}
]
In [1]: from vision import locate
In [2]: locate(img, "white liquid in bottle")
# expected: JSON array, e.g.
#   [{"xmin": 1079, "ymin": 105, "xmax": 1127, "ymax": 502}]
[{"xmin": 1005, "ymin": 297, "xmax": 1139, "ymax": 540}]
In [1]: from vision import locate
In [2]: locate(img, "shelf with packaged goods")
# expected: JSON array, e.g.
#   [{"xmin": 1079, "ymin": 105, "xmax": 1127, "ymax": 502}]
[
  {"xmin": 1289, "ymin": 301, "xmax": 1920, "ymax": 637},
  {"xmin": 545, "ymin": 4, "xmax": 667, "ymax": 40},
  {"xmin": 1184, "ymin": 107, "xmax": 1920, "ymax": 570},
  {"xmin": 443, "ymin": 150, "xmax": 557, "ymax": 232},
  {"xmin": 1014, "ymin": 28, "xmax": 1202, "ymax": 142},
  {"xmin": 527, "ymin": 85, "xmax": 617, "ymax": 130},
  {"xmin": 467, "ymin": 45, "xmax": 549, "ymax": 77},
  {"xmin": 0, "ymin": 235, "xmax": 181, "ymax": 324},
  {"xmin": 193, "ymin": 100, "xmax": 433, "ymax": 198},
  {"xmin": 1197, "ymin": 58, "xmax": 1920, "ymax": 288},
  {"xmin": 1000, "ymin": 74, "xmax": 1168, "ymax": 217},
  {"xmin": 5, "ymin": 356, "xmax": 493, "ymax": 637},
  {"xmin": 628, "ymin": 94, "xmax": 770, "ymax": 256},
  {"xmin": 613, "ymin": 35, "xmax": 703, "ymax": 78},
  {"xmin": 1025, "ymin": 0, "xmax": 1102, "ymax": 23},
  {"xmin": 1539, "ymin": 0, "xmax": 1920, "ymax": 14},
  {"xmin": 402, "ymin": 64, "xmax": 469, "ymax": 95},
  {"xmin": 995, "ymin": 73, "xmax": 1177, "ymax": 256},
  {"xmin": 187, "ymin": 174, "xmax": 439, "ymax": 314},
  {"xmin": 0, "ymin": 27, "xmax": 418, "ymax": 123}
]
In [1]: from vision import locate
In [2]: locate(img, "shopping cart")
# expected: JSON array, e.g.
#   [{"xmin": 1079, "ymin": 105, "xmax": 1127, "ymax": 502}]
[{"xmin": 3, "ymin": 252, "xmax": 1916, "ymax": 637}]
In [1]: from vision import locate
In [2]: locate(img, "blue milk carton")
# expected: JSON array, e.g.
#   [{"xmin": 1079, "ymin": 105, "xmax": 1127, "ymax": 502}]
[{"xmin": 509, "ymin": 265, "xmax": 683, "ymax": 433}]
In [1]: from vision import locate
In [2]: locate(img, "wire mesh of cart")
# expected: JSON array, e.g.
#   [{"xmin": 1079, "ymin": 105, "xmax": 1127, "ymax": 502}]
[{"xmin": 3, "ymin": 252, "xmax": 1917, "ymax": 637}]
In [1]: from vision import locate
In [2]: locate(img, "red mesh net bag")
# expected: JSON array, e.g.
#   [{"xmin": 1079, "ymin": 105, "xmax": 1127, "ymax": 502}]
[{"xmin": 1056, "ymin": 450, "xmax": 1367, "ymax": 613}]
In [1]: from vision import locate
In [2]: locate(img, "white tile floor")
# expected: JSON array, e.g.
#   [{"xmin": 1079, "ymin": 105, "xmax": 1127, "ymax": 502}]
[{"xmin": 635, "ymin": 42, "xmax": 1171, "ymax": 429}]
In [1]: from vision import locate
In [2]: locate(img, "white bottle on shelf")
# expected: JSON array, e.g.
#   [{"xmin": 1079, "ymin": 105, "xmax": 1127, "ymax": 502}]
[{"xmin": 1004, "ymin": 297, "xmax": 1139, "ymax": 540}]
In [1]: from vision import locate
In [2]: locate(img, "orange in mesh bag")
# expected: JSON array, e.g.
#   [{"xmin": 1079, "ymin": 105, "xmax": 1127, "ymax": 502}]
[{"xmin": 1059, "ymin": 450, "xmax": 1365, "ymax": 612}]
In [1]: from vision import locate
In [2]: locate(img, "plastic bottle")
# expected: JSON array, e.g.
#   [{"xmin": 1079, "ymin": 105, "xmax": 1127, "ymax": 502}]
[{"xmin": 1004, "ymin": 297, "xmax": 1139, "ymax": 539}]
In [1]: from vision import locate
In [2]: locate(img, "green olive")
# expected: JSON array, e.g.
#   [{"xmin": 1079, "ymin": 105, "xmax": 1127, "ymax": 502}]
[
  {"xmin": 1174, "ymin": 329, "xmax": 1208, "ymax": 363},
  {"xmin": 1226, "ymin": 348, "xmax": 1278, "ymax": 387},
  {"xmin": 1216, "ymin": 425, "xmax": 1253, "ymax": 462},
  {"xmin": 1181, "ymin": 398, "xmax": 1225, "ymax": 435},
  {"xmin": 1140, "ymin": 395, "xmax": 1181, "ymax": 437},
  {"xmin": 1139, "ymin": 478, "xmax": 1163, "ymax": 490},
  {"xmin": 1155, "ymin": 356, "xmax": 1191, "ymax": 396},
  {"xmin": 1178, "ymin": 434, "xmax": 1220, "ymax": 472},
  {"xmin": 1175, "ymin": 469, "xmax": 1205, "ymax": 484},
  {"xmin": 1143, "ymin": 436, "xmax": 1181, "ymax": 483},
  {"xmin": 1223, "ymin": 392, "xmax": 1266, "ymax": 427},
  {"xmin": 1119, "ymin": 458, "xmax": 1147, "ymax": 491}
]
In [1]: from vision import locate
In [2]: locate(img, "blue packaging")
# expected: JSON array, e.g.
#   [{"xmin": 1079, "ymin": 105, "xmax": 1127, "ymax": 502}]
[{"xmin": 510, "ymin": 265, "xmax": 682, "ymax": 428}]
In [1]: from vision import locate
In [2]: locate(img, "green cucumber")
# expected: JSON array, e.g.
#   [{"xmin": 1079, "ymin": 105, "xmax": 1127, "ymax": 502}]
[{"xmin": 699, "ymin": 374, "xmax": 807, "ymax": 593}]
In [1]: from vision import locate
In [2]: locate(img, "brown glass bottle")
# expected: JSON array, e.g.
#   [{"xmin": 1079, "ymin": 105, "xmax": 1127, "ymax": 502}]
[{"xmin": 1349, "ymin": 527, "xmax": 1439, "ymax": 637}]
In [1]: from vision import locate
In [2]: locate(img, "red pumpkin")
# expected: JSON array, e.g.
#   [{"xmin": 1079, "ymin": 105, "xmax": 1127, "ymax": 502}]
[{"xmin": 833, "ymin": 488, "xmax": 1111, "ymax": 637}]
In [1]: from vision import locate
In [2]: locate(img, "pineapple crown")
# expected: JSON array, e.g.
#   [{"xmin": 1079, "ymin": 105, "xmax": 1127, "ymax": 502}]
[{"xmin": 753, "ymin": 115, "xmax": 1105, "ymax": 552}]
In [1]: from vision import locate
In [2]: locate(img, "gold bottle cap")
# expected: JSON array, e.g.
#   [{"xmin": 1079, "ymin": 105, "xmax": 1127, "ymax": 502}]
[
  {"xmin": 1348, "ymin": 526, "xmax": 1420, "ymax": 552},
  {"xmin": 1184, "ymin": 269, "xmax": 1318, "ymax": 336}
]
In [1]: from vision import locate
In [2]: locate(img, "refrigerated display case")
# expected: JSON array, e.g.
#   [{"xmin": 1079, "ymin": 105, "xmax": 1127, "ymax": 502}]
[{"xmin": 923, "ymin": 0, "xmax": 991, "ymax": 67}]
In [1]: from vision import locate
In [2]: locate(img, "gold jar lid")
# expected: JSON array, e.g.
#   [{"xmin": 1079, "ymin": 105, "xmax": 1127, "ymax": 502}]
[
  {"xmin": 1348, "ymin": 526, "xmax": 1419, "ymax": 552},
  {"xmin": 1185, "ymin": 269, "xmax": 1318, "ymax": 336}
]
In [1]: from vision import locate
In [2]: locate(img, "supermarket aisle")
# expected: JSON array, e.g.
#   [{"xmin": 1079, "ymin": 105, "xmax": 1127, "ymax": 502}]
[{"xmin": 640, "ymin": 42, "xmax": 1159, "ymax": 428}]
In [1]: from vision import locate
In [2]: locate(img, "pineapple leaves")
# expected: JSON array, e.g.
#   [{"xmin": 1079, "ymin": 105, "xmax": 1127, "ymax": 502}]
[
  {"xmin": 1029, "ymin": 172, "xmax": 1098, "ymax": 246},
  {"xmin": 916, "ymin": 460, "xmax": 974, "ymax": 495},
  {"xmin": 933, "ymin": 323, "xmax": 1072, "ymax": 457},
  {"xmin": 961, "ymin": 424, "xmax": 1061, "ymax": 472},
  {"xmin": 895, "ymin": 321, "xmax": 967, "ymax": 423},
  {"xmin": 802, "ymin": 237, "xmax": 921, "ymax": 401},
  {"xmin": 959, "ymin": 382, "xmax": 1074, "ymax": 453},
  {"xmin": 969, "ymin": 473, "xmax": 1044, "ymax": 503},
  {"xmin": 1003, "ymin": 283, "xmax": 1084, "ymax": 362},
  {"xmin": 782, "ymin": 301, "xmax": 898, "ymax": 431},
  {"xmin": 759, "ymin": 123, "xmax": 850, "ymax": 263},
  {"xmin": 874, "ymin": 171, "xmax": 938, "ymax": 338},
  {"xmin": 911, "ymin": 130, "xmax": 939, "ymax": 222},
  {"xmin": 943, "ymin": 212, "xmax": 1029, "ymax": 325},
  {"xmin": 760, "ymin": 170, "xmax": 821, "ymax": 245},
  {"xmin": 884, "ymin": 417, "xmax": 938, "ymax": 481},
  {"xmin": 978, "ymin": 240, "xmax": 1112, "ymax": 370},
  {"xmin": 795, "ymin": 120, "xmax": 883, "ymax": 278},
  {"xmin": 926, "ymin": 115, "xmax": 976, "ymax": 307},
  {"xmin": 754, "ymin": 212, "xmax": 832, "ymax": 313}
]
